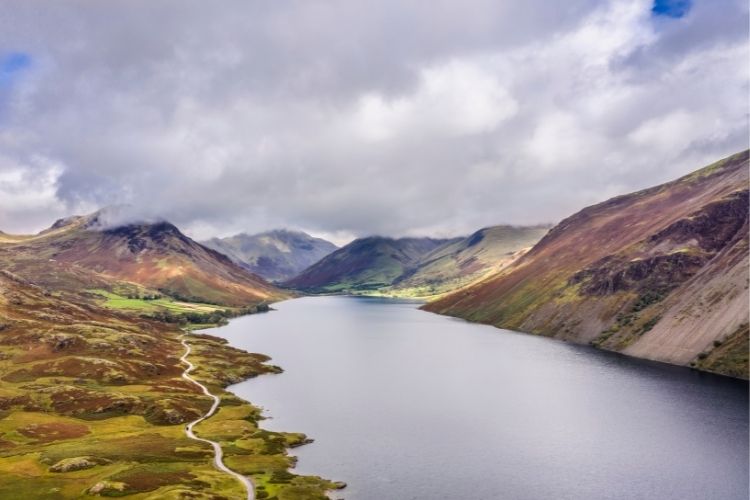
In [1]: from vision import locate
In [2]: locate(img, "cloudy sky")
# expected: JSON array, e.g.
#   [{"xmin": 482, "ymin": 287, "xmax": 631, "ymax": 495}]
[{"xmin": 0, "ymin": 0, "xmax": 747, "ymax": 244}]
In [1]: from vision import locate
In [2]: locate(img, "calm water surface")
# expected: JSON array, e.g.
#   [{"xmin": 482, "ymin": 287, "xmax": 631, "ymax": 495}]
[{"xmin": 207, "ymin": 296, "xmax": 749, "ymax": 500}]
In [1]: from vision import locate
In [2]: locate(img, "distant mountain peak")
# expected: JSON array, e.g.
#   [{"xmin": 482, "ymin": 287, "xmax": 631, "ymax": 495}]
[
  {"xmin": 200, "ymin": 229, "xmax": 338, "ymax": 282},
  {"xmin": 261, "ymin": 228, "xmax": 306, "ymax": 237},
  {"xmin": 49, "ymin": 215, "xmax": 85, "ymax": 230}
]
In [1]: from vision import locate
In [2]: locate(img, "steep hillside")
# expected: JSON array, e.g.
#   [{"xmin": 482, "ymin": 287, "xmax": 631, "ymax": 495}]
[
  {"xmin": 0, "ymin": 210, "xmax": 287, "ymax": 307},
  {"xmin": 201, "ymin": 229, "xmax": 337, "ymax": 282},
  {"xmin": 285, "ymin": 236, "xmax": 456, "ymax": 293},
  {"xmin": 425, "ymin": 151, "xmax": 749, "ymax": 378},
  {"xmin": 389, "ymin": 225, "xmax": 550, "ymax": 297}
]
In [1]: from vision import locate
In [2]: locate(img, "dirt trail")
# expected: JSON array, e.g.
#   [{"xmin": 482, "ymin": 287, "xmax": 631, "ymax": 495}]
[{"xmin": 180, "ymin": 335, "xmax": 254, "ymax": 500}]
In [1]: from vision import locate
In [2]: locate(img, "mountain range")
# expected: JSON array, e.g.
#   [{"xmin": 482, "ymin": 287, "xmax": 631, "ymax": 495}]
[
  {"xmin": 425, "ymin": 150, "xmax": 749, "ymax": 378},
  {"xmin": 201, "ymin": 229, "xmax": 338, "ymax": 282},
  {"xmin": 284, "ymin": 226, "xmax": 550, "ymax": 297},
  {"xmin": 4, "ymin": 150, "xmax": 745, "ymax": 379},
  {"xmin": 284, "ymin": 236, "xmax": 459, "ymax": 293},
  {"xmin": 390, "ymin": 225, "xmax": 550, "ymax": 297}
]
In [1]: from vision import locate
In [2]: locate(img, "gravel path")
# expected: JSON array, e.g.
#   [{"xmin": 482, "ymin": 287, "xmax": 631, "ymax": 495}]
[{"xmin": 180, "ymin": 335, "xmax": 254, "ymax": 500}]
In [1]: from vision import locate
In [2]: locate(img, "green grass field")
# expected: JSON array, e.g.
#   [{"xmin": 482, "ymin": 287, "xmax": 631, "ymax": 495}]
[{"xmin": 89, "ymin": 289, "xmax": 225, "ymax": 315}]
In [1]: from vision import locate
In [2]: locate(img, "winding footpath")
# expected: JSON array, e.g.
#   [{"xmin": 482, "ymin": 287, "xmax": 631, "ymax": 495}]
[{"xmin": 179, "ymin": 334, "xmax": 255, "ymax": 500}]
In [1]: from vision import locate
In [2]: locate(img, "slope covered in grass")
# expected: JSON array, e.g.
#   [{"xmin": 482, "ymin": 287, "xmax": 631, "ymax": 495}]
[
  {"xmin": 0, "ymin": 270, "xmax": 338, "ymax": 498},
  {"xmin": 387, "ymin": 225, "xmax": 550, "ymax": 297},
  {"xmin": 285, "ymin": 236, "xmax": 456, "ymax": 293}
]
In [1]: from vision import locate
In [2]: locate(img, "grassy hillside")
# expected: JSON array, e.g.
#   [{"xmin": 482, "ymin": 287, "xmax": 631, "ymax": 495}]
[
  {"xmin": 387, "ymin": 225, "xmax": 550, "ymax": 298},
  {"xmin": 0, "ymin": 270, "xmax": 337, "ymax": 499},
  {"xmin": 284, "ymin": 236, "xmax": 456, "ymax": 293},
  {"xmin": 0, "ymin": 212, "xmax": 339, "ymax": 497},
  {"xmin": 425, "ymin": 151, "xmax": 750, "ymax": 378}
]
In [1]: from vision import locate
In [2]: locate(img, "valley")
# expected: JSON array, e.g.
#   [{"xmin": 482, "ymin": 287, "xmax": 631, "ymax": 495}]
[
  {"xmin": 283, "ymin": 225, "xmax": 549, "ymax": 298},
  {"xmin": 284, "ymin": 236, "xmax": 457, "ymax": 294},
  {"xmin": 0, "ymin": 153, "xmax": 746, "ymax": 500},
  {"xmin": 1, "ymin": 2, "xmax": 747, "ymax": 499},
  {"xmin": 266, "ymin": 152, "xmax": 749, "ymax": 379}
]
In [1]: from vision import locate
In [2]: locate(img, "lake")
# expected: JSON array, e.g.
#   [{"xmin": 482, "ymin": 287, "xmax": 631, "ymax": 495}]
[{"xmin": 207, "ymin": 296, "xmax": 749, "ymax": 500}]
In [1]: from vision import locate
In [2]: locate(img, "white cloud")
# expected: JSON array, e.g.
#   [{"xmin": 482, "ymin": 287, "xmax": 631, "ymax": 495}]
[
  {"xmin": 0, "ymin": 156, "xmax": 61, "ymax": 209},
  {"xmin": 524, "ymin": 112, "xmax": 605, "ymax": 171},
  {"xmin": 628, "ymin": 109, "xmax": 713, "ymax": 153},
  {"xmin": 355, "ymin": 61, "xmax": 518, "ymax": 141},
  {"xmin": 0, "ymin": 155, "xmax": 72, "ymax": 233},
  {"xmin": 0, "ymin": 0, "xmax": 746, "ymax": 239}
]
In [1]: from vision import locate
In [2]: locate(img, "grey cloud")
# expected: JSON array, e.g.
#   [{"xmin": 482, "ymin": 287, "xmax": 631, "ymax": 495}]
[{"xmin": 0, "ymin": 0, "xmax": 746, "ymax": 241}]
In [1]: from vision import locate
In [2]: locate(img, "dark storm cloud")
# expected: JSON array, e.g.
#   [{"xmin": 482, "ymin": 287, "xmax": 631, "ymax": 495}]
[{"xmin": 0, "ymin": 0, "xmax": 746, "ymax": 243}]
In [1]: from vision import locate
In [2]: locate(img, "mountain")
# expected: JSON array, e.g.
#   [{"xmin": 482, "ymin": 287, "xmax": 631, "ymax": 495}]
[
  {"xmin": 283, "ymin": 227, "xmax": 550, "ymax": 297},
  {"xmin": 0, "ymin": 209, "xmax": 287, "ymax": 307},
  {"xmin": 389, "ymin": 225, "xmax": 550, "ymax": 297},
  {"xmin": 284, "ymin": 236, "xmax": 458, "ymax": 293},
  {"xmin": 201, "ymin": 229, "xmax": 338, "ymax": 282},
  {"xmin": 424, "ymin": 151, "xmax": 749, "ymax": 378}
]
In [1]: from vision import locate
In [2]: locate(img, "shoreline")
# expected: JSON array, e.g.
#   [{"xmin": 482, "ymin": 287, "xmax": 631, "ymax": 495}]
[
  {"xmin": 419, "ymin": 307, "xmax": 750, "ymax": 381},
  {"xmin": 195, "ymin": 295, "xmax": 750, "ymax": 500},
  {"xmin": 185, "ymin": 305, "xmax": 345, "ymax": 498}
]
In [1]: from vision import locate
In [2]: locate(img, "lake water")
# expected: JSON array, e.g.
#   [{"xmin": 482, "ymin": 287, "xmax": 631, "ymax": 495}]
[{"xmin": 207, "ymin": 296, "xmax": 749, "ymax": 500}]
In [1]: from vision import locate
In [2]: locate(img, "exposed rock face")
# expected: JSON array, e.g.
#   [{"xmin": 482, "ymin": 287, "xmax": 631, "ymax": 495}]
[
  {"xmin": 570, "ymin": 252, "xmax": 708, "ymax": 297},
  {"xmin": 651, "ymin": 190, "xmax": 747, "ymax": 246},
  {"xmin": 49, "ymin": 456, "xmax": 110, "ymax": 473},
  {"xmin": 89, "ymin": 481, "xmax": 127, "ymax": 495},
  {"xmin": 425, "ymin": 151, "xmax": 750, "ymax": 378}
]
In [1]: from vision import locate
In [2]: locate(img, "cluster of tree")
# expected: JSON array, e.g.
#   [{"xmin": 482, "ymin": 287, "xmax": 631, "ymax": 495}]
[
  {"xmin": 143, "ymin": 302, "xmax": 269, "ymax": 326},
  {"xmin": 124, "ymin": 293, "xmax": 162, "ymax": 300},
  {"xmin": 157, "ymin": 289, "xmax": 221, "ymax": 306}
]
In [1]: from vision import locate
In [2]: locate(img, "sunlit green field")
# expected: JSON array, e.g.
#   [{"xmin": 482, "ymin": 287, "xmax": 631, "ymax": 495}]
[{"xmin": 89, "ymin": 289, "xmax": 224, "ymax": 314}]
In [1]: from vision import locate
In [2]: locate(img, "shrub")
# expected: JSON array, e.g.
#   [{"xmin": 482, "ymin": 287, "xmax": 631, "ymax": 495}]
[{"xmin": 632, "ymin": 290, "xmax": 666, "ymax": 312}]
